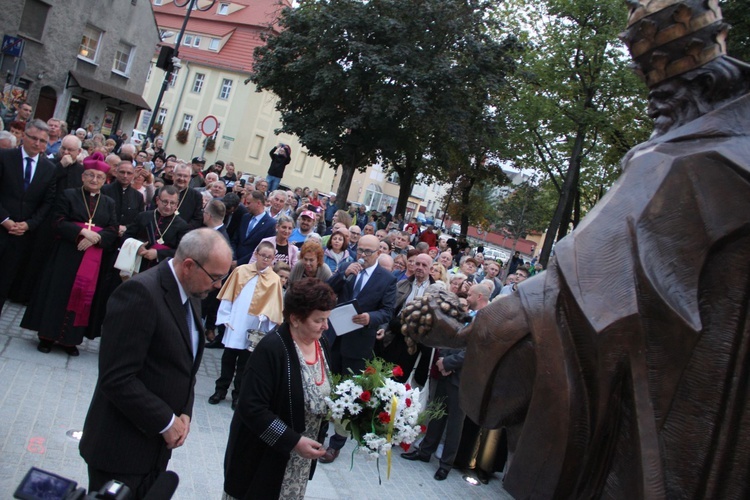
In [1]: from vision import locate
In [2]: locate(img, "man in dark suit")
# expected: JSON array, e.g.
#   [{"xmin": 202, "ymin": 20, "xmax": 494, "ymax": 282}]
[
  {"xmin": 79, "ymin": 228, "xmax": 232, "ymax": 498},
  {"xmin": 102, "ymin": 160, "xmax": 145, "ymax": 237},
  {"xmin": 171, "ymin": 163, "xmax": 204, "ymax": 229},
  {"xmin": 233, "ymin": 190, "xmax": 276, "ymax": 265},
  {"xmin": 321, "ymin": 234, "xmax": 397, "ymax": 463},
  {"xmin": 221, "ymin": 192, "xmax": 247, "ymax": 243},
  {"xmin": 0, "ymin": 118, "xmax": 56, "ymax": 316}
]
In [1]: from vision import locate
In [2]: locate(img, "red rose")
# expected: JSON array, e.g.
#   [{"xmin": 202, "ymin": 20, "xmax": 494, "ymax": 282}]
[
  {"xmin": 378, "ymin": 411, "xmax": 391, "ymax": 424},
  {"xmin": 364, "ymin": 366, "xmax": 377, "ymax": 375},
  {"xmin": 360, "ymin": 390, "xmax": 371, "ymax": 402},
  {"xmin": 405, "ymin": 383, "xmax": 411, "ymax": 390},
  {"xmin": 405, "ymin": 398, "xmax": 412, "ymax": 408},
  {"xmin": 420, "ymin": 425, "xmax": 427, "ymax": 433},
  {"xmin": 400, "ymin": 442, "xmax": 411, "ymax": 452},
  {"xmin": 392, "ymin": 366, "xmax": 404, "ymax": 378}
]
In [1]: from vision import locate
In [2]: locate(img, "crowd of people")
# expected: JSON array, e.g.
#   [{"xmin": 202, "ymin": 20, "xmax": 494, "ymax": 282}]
[{"xmin": 0, "ymin": 109, "xmax": 539, "ymax": 499}]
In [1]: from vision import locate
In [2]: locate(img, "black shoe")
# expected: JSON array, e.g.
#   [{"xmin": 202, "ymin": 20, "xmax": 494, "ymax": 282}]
[
  {"xmin": 206, "ymin": 332, "xmax": 224, "ymax": 349},
  {"xmin": 37, "ymin": 340, "xmax": 53, "ymax": 354},
  {"xmin": 208, "ymin": 391, "xmax": 226, "ymax": 404},
  {"xmin": 64, "ymin": 346, "xmax": 80, "ymax": 356},
  {"xmin": 476, "ymin": 469, "xmax": 490, "ymax": 484},
  {"xmin": 205, "ymin": 337, "xmax": 224, "ymax": 349},
  {"xmin": 401, "ymin": 450, "xmax": 430, "ymax": 463},
  {"xmin": 434, "ymin": 467, "xmax": 449, "ymax": 481},
  {"xmin": 319, "ymin": 447, "xmax": 340, "ymax": 464}
]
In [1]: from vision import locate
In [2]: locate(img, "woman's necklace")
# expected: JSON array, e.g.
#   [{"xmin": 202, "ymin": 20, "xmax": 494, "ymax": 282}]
[
  {"xmin": 153, "ymin": 210, "xmax": 177, "ymax": 245},
  {"xmin": 302, "ymin": 340, "xmax": 325, "ymax": 386},
  {"xmin": 81, "ymin": 187, "xmax": 101, "ymax": 231}
]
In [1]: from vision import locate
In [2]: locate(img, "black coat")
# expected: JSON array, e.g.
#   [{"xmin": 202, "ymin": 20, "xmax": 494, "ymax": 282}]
[
  {"xmin": 266, "ymin": 147, "xmax": 291, "ymax": 178},
  {"xmin": 80, "ymin": 261, "xmax": 204, "ymax": 474},
  {"xmin": 102, "ymin": 182, "xmax": 145, "ymax": 226},
  {"xmin": 123, "ymin": 210, "xmax": 190, "ymax": 271},
  {"xmin": 0, "ymin": 147, "xmax": 56, "ymax": 231},
  {"xmin": 223, "ymin": 324, "xmax": 330, "ymax": 499}
]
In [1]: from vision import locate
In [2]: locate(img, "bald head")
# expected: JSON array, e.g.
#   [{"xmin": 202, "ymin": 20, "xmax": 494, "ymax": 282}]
[
  {"xmin": 378, "ymin": 253, "xmax": 394, "ymax": 272},
  {"xmin": 467, "ymin": 283, "xmax": 490, "ymax": 311},
  {"xmin": 358, "ymin": 235, "xmax": 380, "ymax": 268},
  {"xmin": 413, "ymin": 253, "xmax": 433, "ymax": 283}
]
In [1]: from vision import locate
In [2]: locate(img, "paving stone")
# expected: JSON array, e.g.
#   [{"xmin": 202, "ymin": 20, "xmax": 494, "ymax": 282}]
[{"xmin": 0, "ymin": 302, "xmax": 513, "ymax": 499}]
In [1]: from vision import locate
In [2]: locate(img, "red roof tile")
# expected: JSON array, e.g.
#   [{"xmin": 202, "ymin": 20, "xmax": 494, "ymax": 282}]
[{"xmin": 154, "ymin": 0, "xmax": 288, "ymax": 73}]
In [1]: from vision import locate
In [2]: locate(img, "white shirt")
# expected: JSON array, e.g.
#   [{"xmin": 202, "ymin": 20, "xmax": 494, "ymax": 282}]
[
  {"xmin": 216, "ymin": 269, "xmax": 277, "ymax": 350},
  {"xmin": 355, "ymin": 261, "xmax": 379, "ymax": 292}
]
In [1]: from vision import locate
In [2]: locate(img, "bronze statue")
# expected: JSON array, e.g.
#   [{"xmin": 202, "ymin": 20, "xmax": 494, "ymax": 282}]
[{"xmin": 402, "ymin": 1, "xmax": 750, "ymax": 497}]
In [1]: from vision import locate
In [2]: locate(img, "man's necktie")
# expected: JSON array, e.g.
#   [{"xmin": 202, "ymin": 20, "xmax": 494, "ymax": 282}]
[
  {"xmin": 184, "ymin": 299, "xmax": 198, "ymax": 359},
  {"xmin": 24, "ymin": 157, "xmax": 33, "ymax": 191},
  {"xmin": 245, "ymin": 216, "xmax": 258, "ymax": 238},
  {"xmin": 353, "ymin": 271, "xmax": 365, "ymax": 297}
]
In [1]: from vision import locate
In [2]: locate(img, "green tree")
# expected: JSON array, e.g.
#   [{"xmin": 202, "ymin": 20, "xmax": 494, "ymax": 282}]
[
  {"xmin": 493, "ymin": 180, "xmax": 552, "ymax": 251},
  {"xmin": 497, "ymin": 0, "xmax": 650, "ymax": 266},
  {"xmin": 251, "ymin": 0, "xmax": 519, "ymax": 216},
  {"xmin": 723, "ymin": 0, "xmax": 750, "ymax": 61}
]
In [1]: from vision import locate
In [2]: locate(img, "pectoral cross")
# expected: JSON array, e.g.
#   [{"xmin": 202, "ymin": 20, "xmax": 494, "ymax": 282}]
[{"xmin": 84, "ymin": 219, "xmax": 95, "ymax": 231}]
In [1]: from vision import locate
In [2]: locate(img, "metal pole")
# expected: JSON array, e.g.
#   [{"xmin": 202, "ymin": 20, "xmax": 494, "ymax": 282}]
[{"xmin": 145, "ymin": 0, "xmax": 201, "ymax": 141}]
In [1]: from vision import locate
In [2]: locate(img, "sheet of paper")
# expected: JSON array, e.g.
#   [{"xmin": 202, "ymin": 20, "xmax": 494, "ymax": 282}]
[{"xmin": 328, "ymin": 303, "xmax": 361, "ymax": 336}]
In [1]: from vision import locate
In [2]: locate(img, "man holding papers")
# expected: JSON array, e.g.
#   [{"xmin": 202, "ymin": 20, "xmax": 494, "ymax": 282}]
[{"xmin": 321, "ymin": 234, "xmax": 397, "ymax": 463}]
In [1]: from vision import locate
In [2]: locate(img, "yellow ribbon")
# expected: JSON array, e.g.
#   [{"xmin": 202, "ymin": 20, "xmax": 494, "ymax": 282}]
[{"xmin": 386, "ymin": 395, "xmax": 398, "ymax": 479}]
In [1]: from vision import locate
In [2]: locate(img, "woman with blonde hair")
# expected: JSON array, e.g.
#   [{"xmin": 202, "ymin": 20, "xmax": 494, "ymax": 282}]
[{"xmin": 430, "ymin": 262, "xmax": 449, "ymax": 286}]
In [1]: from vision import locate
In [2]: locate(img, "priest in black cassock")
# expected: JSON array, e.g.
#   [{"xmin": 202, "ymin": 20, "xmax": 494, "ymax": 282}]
[
  {"xmin": 21, "ymin": 152, "xmax": 118, "ymax": 356},
  {"xmin": 89, "ymin": 160, "xmax": 146, "ymax": 338},
  {"xmin": 10, "ymin": 134, "xmax": 85, "ymax": 304},
  {"xmin": 122, "ymin": 185, "xmax": 189, "ymax": 273},
  {"xmin": 171, "ymin": 163, "xmax": 203, "ymax": 229}
]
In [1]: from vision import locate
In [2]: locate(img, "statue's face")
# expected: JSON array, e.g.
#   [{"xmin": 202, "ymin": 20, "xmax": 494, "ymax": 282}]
[{"xmin": 648, "ymin": 78, "xmax": 703, "ymax": 138}]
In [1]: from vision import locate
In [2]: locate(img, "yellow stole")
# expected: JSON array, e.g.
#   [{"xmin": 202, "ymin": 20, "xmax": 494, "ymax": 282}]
[{"xmin": 217, "ymin": 263, "xmax": 284, "ymax": 325}]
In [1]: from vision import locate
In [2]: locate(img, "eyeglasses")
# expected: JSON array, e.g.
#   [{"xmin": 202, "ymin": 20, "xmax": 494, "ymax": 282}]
[
  {"xmin": 158, "ymin": 199, "xmax": 178, "ymax": 206},
  {"xmin": 356, "ymin": 248, "xmax": 377, "ymax": 256},
  {"xmin": 256, "ymin": 253, "xmax": 275, "ymax": 261},
  {"xmin": 193, "ymin": 260, "xmax": 229, "ymax": 284},
  {"xmin": 83, "ymin": 172, "xmax": 107, "ymax": 181},
  {"xmin": 24, "ymin": 133, "xmax": 47, "ymax": 144}
]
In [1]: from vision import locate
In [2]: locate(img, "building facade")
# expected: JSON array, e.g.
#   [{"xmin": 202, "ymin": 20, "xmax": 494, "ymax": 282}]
[
  {"xmin": 0, "ymin": 0, "xmax": 157, "ymax": 134},
  {"xmin": 143, "ymin": 0, "xmax": 336, "ymax": 193}
]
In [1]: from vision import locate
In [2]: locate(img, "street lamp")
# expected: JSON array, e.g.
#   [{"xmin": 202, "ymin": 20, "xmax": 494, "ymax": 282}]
[{"xmin": 146, "ymin": 0, "xmax": 217, "ymax": 141}]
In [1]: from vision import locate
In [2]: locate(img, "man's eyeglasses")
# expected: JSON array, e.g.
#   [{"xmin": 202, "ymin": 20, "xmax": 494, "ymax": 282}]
[
  {"xmin": 158, "ymin": 199, "xmax": 178, "ymax": 207},
  {"xmin": 356, "ymin": 248, "xmax": 377, "ymax": 257},
  {"xmin": 193, "ymin": 260, "xmax": 228, "ymax": 284},
  {"xmin": 24, "ymin": 133, "xmax": 47, "ymax": 144}
]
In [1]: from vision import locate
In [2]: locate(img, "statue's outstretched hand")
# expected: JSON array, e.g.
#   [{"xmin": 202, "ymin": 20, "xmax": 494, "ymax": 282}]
[{"xmin": 400, "ymin": 290, "xmax": 472, "ymax": 349}]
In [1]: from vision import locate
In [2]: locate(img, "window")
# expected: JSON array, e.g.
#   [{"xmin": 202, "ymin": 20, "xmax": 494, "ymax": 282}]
[
  {"xmin": 182, "ymin": 114, "xmax": 193, "ymax": 131},
  {"xmin": 153, "ymin": 0, "xmax": 162, "ymax": 5},
  {"xmin": 168, "ymin": 67, "xmax": 180, "ymax": 87},
  {"xmin": 192, "ymin": 73, "xmax": 205, "ymax": 93},
  {"xmin": 112, "ymin": 43, "xmax": 134, "ymax": 76},
  {"xmin": 146, "ymin": 65, "xmax": 152, "ymax": 81},
  {"xmin": 209, "ymin": 38, "xmax": 220, "ymax": 51},
  {"xmin": 192, "ymin": 36, "xmax": 201, "ymax": 48},
  {"xmin": 249, "ymin": 135, "xmax": 263, "ymax": 158},
  {"xmin": 157, "ymin": 108, "xmax": 168, "ymax": 124},
  {"xmin": 386, "ymin": 171, "xmax": 400, "ymax": 184},
  {"xmin": 19, "ymin": 0, "xmax": 50, "ymax": 40},
  {"xmin": 79, "ymin": 25, "xmax": 103, "ymax": 62},
  {"xmin": 218, "ymin": 3, "xmax": 229, "ymax": 14},
  {"xmin": 219, "ymin": 79, "xmax": 233, "ymax": 100},
  {"xmin": 182, "ymin": 34, "xmax": 193, "ymax": 46}
]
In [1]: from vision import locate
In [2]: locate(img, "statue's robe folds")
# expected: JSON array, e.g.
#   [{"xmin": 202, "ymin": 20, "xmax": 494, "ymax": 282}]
[{"xmin": 462, "ymin": 93, "xmax": 750, "ymax": 499}]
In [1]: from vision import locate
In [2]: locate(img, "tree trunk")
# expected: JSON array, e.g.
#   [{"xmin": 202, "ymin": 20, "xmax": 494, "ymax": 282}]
[
  {"xmin": 539, "ymin": 124, "xmax": 586, "ymax": 267},
  {"xmin": 335, "ymin": 163, "xmax": 356, "ymax": 209},
  {"xmin": 459, "ymin": 176, "xmax": 475, "ymax": 239},
  {"xmin": 394, "ymin": 159, "xmax": 417, "ymax": 217}
]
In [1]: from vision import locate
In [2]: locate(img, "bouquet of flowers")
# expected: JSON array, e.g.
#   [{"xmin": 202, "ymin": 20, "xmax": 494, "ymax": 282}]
[{"xmin": 325, "ymin": 358, "xmax": 443, "ymax": 477}]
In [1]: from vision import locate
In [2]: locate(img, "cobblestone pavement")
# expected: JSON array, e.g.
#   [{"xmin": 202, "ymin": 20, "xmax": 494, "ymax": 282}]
[{"xmin": 0, "ymin": 302, "xmax": 512, "ymax": 499}]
